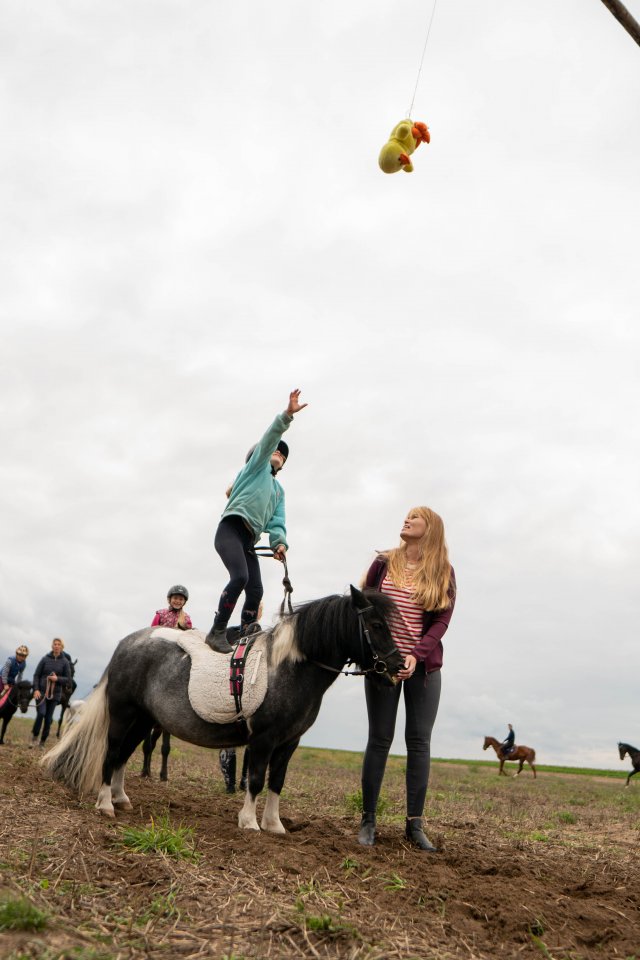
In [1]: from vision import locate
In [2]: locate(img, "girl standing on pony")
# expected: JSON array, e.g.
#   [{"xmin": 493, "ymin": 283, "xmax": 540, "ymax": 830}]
[
  {"xmin": 358, "ymin": 506, "xmax": 456, "ymax": 852},
  {"xmin": 206, "ymin": 388, "xmax": 307, "ymax": 654}
]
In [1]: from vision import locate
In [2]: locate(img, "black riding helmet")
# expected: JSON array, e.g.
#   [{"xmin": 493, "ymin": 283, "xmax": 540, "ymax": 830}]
[{"xmin": 167, "ymin": 584, "xmax": 189, "ymax": 601}]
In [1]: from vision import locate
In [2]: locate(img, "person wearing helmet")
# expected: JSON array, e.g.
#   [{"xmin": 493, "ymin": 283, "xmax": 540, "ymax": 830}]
[
  {"xmin": 151, "ymin": 586, "xmax": 193, "ymax": 630},
  {"xmin": 206, "ymin": 388, "xmax": 307, "ymax": 653},
  {"xmin": 0, "ymin": 645, "xmax": 29, "ymax": 693}
]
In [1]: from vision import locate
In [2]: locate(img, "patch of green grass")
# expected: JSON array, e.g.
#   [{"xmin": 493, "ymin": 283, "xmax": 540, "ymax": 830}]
[
  {"xmin": 557, "ymin": 810, "xmax": 577, "ymax": 824},
  {"xmin": 344, "ymin": 788, "xmax": 389, "ymax": 816},
  {"xmin": 529, "ymin": 831, "xmax": 550, "ymax": 842},
  {"xmin": 0, "ymin": 896, "xmax": 48, "ymax": 931},
  {"xmin": 119, "ymin": 814, "xmax": 199, "ymax": 861},
  {"xmin": 382, "ymin": 873, "xmax": 407, "ymax": 891}
]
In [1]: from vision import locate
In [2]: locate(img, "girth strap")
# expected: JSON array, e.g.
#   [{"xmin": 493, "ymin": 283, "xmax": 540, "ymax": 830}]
[{"xmin": 229, "ymin": 635, "xmax": 258, "ymax": 716}]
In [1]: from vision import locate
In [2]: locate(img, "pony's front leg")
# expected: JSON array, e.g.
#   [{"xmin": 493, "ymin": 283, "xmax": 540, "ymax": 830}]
[
  {"xmin": 238, "ymin": 744, "xmax": 270, "ymax": 831},
  {"xmin": 499, "ymin": 760, "xmax": 506, "ymax": 776},
  {"xmin": 111, "ymin": 765, "xmax": 133, "ymax": 810},
  {"xmin": 96, "ymin": 782, "xmax": 116, "ymax": 818},
  {"xmin": 261, "ymin": 738, "xmax": 300, "ymax": 834},
  {"xmin": 238, "ymin": 792, "xmax": 260, "ymax": 831}
]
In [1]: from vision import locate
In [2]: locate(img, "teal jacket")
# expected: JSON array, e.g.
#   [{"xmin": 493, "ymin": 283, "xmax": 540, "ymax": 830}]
[{"xmin": 221, "ymin": 411, "xmax": 292, "ymax": 549}]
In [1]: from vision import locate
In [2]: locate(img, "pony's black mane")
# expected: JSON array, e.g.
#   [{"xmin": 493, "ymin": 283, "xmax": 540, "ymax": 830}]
[{"xmin": 286, "ymin": 589, "xmax": 396, "ymax": 664}]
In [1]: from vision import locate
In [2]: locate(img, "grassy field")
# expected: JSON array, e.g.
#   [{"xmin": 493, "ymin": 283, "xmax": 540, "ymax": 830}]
[{"xmin": 1, "ymin": 718, "xmax": 639, "ymax": 959}]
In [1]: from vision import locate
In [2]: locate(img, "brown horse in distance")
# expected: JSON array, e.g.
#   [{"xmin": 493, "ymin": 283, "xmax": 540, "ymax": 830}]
[{"xmin": 483, "ymin": 736, "xmax": 537, "ymax": 778}]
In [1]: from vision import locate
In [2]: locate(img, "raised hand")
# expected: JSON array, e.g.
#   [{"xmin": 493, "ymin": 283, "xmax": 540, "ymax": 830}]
[{"xmin": 286, "ymin": 389, "xmax": 308, "ymax": 416}]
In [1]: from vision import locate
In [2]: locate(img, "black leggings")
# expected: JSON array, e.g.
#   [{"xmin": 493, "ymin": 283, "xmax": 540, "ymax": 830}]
[
  {"xmin": 361, "ymin": 666, "xmax": 441, "ymax": 818},
  {"xmin": 214, "ymin": 515, "xmax": 263, "ymax": 629}
]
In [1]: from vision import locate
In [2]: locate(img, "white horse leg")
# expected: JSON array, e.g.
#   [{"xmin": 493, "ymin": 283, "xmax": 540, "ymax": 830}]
[
  {"xmin": 238, "ymin": 792, "xmax": 260, "ymax": 831},
  {"xmin": 261, "ymin": 789, "xmax": 285, "ymax": 834},
  {"xmin": 96, "ymin": 783, "xmax": 115, "ymax": 818},
  {"xmin": 111, "ymin": 766, "xmax": 133, "ymax": 810}
]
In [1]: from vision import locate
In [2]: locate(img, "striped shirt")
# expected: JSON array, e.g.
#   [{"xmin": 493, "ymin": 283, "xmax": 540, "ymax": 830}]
[{"xmin": 380, "ymin": 573, "xmax": 424, "ymax": 657}]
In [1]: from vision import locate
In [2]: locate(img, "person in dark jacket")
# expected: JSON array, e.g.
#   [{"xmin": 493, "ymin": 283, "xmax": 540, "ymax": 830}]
[
  {"xmin": 501, "ymin": 724, "xmax": 515, "ymax": 757},
  {"xmin": 31, "ymin": 638, "xmax": 73, "ymax": 747},
  {"xmin": 358, "ymin": 507, "xmax": 456, "ymax": 852}
]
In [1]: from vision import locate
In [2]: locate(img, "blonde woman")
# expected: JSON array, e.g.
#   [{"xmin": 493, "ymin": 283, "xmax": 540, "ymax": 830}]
[{"xmin": 358, "ymin": 507, "xmax": 456, "ymax": 851}]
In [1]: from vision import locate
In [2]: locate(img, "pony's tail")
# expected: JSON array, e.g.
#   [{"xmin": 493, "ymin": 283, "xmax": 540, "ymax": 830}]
[
  {"xmin": 40, "ymin": 676, "xmax": 109, "ymax": 796},
  {"xmin": 530, "ymin": 749, "xmax": 536, "ymax": 761}
]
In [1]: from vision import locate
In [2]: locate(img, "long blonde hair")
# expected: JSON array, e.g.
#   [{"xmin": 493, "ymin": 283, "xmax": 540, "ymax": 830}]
[{"xmin": 382, "ymin": 506, "xmax": 453, "ymax": 611}]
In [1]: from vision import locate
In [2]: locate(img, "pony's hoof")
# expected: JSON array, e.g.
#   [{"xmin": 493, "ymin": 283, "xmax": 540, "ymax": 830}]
[
  {"xmin": 113, "ymin": 800, "xmax": 133, "ymax": 811},
  {"xmin": 238, "ymin": 817, "xmax": 260, "ymax": 831},
  {"xmin": 262, "ymin": 820, "xmax": 286, "ymax": 834},
  {"xmin": 98, "ymin": 807, "xmax": 116, "ymax": 819}
]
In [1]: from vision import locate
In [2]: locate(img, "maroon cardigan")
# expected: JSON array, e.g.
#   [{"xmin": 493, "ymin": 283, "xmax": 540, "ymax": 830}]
[{"xmin": 365, "ymin": 557, "xmax": 456, "ymax": 673}]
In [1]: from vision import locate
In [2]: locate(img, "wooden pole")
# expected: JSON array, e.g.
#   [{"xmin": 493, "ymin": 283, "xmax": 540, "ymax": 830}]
[{"xmin": 600, "ymin": 0, "xmax": 640, "ymax": 46}]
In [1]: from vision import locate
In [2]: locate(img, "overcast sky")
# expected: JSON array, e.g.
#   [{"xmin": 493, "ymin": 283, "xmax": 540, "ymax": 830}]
[{"xmin": 2, "ymin": 1, "xmax": 639, "ymax": 770}]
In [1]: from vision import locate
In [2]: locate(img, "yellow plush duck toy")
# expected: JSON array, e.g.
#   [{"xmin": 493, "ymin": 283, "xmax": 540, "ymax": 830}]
[{"xmin": 378, "ymin": 119, "xmax": 430, "ymax": 174}]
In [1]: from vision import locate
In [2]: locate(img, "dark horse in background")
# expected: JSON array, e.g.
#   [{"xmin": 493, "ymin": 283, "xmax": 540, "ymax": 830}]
[
  {"xmin": 0, "ymin": 681, "xmax": 33, "ymax": 744},
  {"xmin": 55, "ymin": 658, "xmax": 78, "ymax": 738},
  {"xmin": 43, "ymin": 587, "xmax": 404, "ymax": 831},
  {"xmin": 483, "ymin": 735, "xmax": 537, "ymax": 778},
  {"xmin": 618, "ymin": 742, "xmax": 640, "ymax": 786}
]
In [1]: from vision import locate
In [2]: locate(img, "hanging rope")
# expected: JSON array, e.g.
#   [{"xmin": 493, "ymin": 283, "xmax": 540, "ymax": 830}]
[{"xmin": 406, "ymin": 0, "xmax": 439, "ymax": 119}]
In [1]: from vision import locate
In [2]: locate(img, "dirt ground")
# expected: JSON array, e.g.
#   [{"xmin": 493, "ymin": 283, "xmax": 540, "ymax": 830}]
[{"xmin": 1, "ymin": 719, "xmax": 638, "ymax": 960}]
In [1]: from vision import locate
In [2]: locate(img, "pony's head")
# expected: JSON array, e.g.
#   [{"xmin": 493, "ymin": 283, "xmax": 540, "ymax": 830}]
[
  {"xmin": 483, "ymin": 737, "xmax": 491, "ymax": 751},
  {"xmin": 15, "ymin": 681, "xmax": 34, "ymax": 713},
  {"xmin": 349, "ymin": 586, "xmax": 405, "ymax": 685},
  {"xmin": 619, "ymin": 742, "xmax": 628, "ymax": 761}
]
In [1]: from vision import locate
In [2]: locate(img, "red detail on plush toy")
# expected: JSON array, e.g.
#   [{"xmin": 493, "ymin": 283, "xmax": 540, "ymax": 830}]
[
  {"xmin": 398, "ymin": 153, "xmax": 411, "ymax": 166},
  {"xmin": 412, "ymin": 122, "xmax": 430, "ymax": 144}
]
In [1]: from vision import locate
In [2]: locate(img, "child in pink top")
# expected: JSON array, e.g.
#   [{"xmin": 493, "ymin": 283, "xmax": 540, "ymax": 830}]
[{"xmin": 151, "ymin": 585, "xmax": 193, "ymax": 630}]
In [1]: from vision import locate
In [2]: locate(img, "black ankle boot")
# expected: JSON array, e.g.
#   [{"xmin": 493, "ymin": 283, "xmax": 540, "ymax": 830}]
[
  {"xmin": 405, "ymin": 817, "xmax": 437, "ymax": 852},
  {"xmin": 205, "ymin": 624, "xmax": 233, "ymax": 654},
  {"xmin": 358, "ymin": 812, "xmax": 376, "ymax": 846}
]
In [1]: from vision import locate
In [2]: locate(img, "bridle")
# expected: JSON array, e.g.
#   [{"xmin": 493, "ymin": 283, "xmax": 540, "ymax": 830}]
[
  {"xmin": 252, "ymin": 550, "xmax": 400, "ymax": 681},
  {"xmin": 312, "ymin": 603, "xmax": 402, "ymax": 681}
]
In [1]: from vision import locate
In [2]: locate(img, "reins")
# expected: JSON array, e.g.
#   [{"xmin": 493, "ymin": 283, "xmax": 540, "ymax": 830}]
[{"xmin": 252, "ymin": 546, "xmax": 294, "ymax": 614}]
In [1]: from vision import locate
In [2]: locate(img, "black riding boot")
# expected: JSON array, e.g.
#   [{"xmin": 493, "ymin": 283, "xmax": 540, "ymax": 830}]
[
  {"xmin": 405, "ymin": 817, "xmax": 437, "ymax": 852},
  {"xmin": 219, "ymin": 749, "xmax": 237, "ymax": 793},
  {"xmin": 205, "ymin": 623, "xmax": 233, "ymax": 654},
  {"xmin": 358, "ymin": 812, "xmax": 376, "ymax": 846}
]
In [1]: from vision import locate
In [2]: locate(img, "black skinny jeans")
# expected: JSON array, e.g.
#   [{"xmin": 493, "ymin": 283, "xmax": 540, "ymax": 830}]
[
  {"xmin": 361, "ymin": 665, "xmax": 441, "ymax": 818},
  {"xmin": 214, "ymin": 515, "xmax": 263, "ymax": 629},
  {"xmin": 32, "ymin": 698, "xmax": 58, "ymax": 744}
]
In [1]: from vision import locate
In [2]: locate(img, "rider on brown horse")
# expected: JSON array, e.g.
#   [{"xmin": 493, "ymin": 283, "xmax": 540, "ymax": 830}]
[{"xmin": 501, "ymin": 723, "xmax": 515, "ymax": 758}]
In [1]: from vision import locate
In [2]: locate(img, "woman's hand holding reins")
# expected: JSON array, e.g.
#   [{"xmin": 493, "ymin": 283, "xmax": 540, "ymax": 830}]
[
  {"xmin": 273, "ymin": 544, "xmax": 287, "ymax": 562},
  {"xmin": 286, "ymin": 389, "xmax": 307, "ymax": 416},
  {"xmin": 398, "ymin": 654, "xmax": 417, "ymax": 681}
]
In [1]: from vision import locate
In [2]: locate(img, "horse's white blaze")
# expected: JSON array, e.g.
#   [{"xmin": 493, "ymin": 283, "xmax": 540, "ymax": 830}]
[
  {"xmin": 238, "ymin": 793, "xmax": 260, "ymax": 831},
  {"xmin": 269, "ymin": 620, "xmax": 303, "ymax": 668},
  {"xmin": 261, "ymin": 789, "xmax": 285, "ymax": 834},
  {"xmin": 110, "ymin": 766, "xmax": 132, "ymax": 809},
  {"xmin": 96, "ymin": 783, "xmax": 115, "ymax": 818}
]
